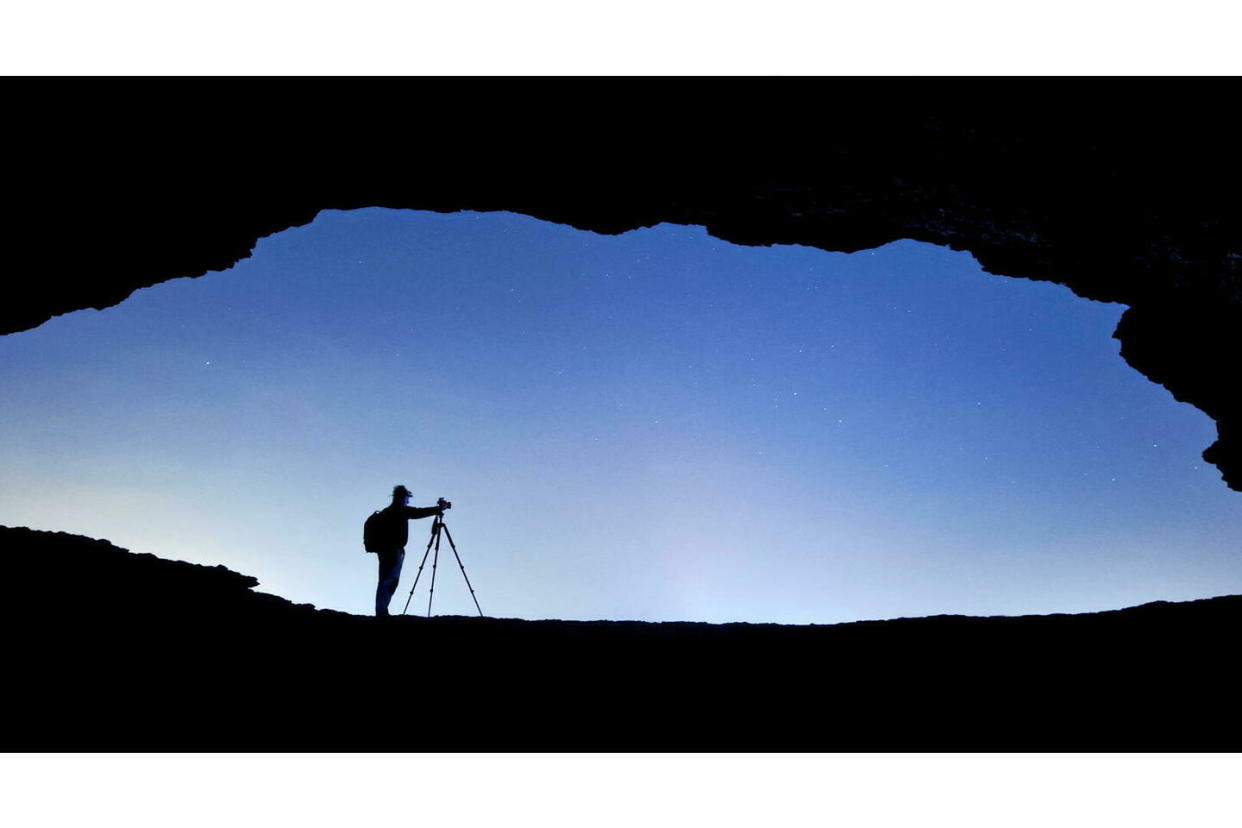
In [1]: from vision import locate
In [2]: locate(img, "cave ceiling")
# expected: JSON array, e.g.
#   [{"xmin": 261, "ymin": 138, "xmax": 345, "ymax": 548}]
[{"xmin": 4, "ymin": 78, "xmax": 1240, "ymax": 488}]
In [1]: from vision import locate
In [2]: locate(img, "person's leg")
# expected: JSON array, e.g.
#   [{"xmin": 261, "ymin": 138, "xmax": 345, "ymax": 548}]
[{"xmin": 375, "ymin": 548, "xmax": 405, "ymax": 616}]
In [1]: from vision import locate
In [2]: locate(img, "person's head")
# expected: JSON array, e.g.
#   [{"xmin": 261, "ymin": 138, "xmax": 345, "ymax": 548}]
[{"xmin": 392, "ymin": 484, "xmax": 413, "ymax": 505}]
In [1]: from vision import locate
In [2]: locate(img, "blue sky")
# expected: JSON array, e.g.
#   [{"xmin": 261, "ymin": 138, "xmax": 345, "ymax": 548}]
[{"xmin": 2, "ymin": 208, "xmax": 1238, "ymax": 623}]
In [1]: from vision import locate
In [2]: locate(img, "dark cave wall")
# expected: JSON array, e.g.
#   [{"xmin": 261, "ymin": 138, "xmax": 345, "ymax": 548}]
[{"xmin": 4, "ymin": 77, "xmax": 1241, "ymax": 488}]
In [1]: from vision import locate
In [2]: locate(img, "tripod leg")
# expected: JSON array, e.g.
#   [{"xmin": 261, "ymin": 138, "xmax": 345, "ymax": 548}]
[
  {"xmin": 438, "ymin": 523, "xmax": 484, "ymax": 617},
  {"xmin": 401, "ymin": 520, "xmax": 439, "ymax": 616},
  {"xmin": 426, "ymin": 528, "xmax": 441, "ymax": 617}
]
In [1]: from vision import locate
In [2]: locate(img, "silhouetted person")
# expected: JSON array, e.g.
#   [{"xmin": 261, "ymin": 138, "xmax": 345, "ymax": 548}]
[{"xmin": 368, "ymin": 484, "xmax": 447, "ymax": 617}]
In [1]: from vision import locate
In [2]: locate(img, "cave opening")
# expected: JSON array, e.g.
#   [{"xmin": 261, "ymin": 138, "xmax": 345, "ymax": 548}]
[{"xmin": 1, "ymin": 207, "xmax": 1238, "ymax": 624}]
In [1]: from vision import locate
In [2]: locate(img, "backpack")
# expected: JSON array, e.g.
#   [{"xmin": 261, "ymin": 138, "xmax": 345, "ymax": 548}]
[{"xmin": 363, "ymin": 508, "xmax": 391, "ymax": 553}]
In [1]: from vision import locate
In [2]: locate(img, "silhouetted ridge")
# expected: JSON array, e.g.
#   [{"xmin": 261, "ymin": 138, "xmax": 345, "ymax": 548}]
[
  {"xmin": 4, "ymin": 526, "xmax": 1240, "ymax": 751},
  {"xmin": 2, "ymin": 525, "xmax": 322, "ymax": 621}
]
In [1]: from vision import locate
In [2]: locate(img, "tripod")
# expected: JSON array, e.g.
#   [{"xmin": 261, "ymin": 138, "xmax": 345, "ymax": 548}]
[{"xmin": 401, "ymin": 513, "xmax": 484, "ymax": 617}]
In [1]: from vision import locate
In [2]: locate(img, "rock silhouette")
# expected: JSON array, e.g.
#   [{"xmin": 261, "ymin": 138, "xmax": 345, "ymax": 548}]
[
  {"xmin": 4, "ymin": 79, "xmax": 1242, "ymax": 490},
  {"xmin": 4, "ymin": 525, "xmax": 1238, "ymax": 751}
]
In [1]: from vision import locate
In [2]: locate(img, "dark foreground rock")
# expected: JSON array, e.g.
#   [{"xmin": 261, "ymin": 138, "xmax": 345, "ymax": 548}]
[{"xmin": 3, "ymin": 525, "xmax": 1238, "ymax": 751}]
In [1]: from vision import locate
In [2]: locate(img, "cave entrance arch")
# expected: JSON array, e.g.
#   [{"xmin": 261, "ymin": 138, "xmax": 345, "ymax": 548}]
[{"xmin": 1, "ymin": 207, "xmax": 1239, "ymax": 623}]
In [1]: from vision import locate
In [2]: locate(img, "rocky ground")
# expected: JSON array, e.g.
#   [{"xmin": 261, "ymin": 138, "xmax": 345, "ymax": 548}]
[{"xmin": 3, "ymin": 525, "xmax": 1238, "ymax": 751}]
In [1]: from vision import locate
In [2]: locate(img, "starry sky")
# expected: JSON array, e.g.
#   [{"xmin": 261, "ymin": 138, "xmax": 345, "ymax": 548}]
[{"xmin": 2, "ymin": 208, "xmax": 1239, "ymax": 623}]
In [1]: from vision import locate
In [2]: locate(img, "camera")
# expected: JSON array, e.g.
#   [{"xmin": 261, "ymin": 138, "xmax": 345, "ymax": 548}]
[{"xmin": 437, "ymin": 497, "xmax": 452, "ymax": 510}]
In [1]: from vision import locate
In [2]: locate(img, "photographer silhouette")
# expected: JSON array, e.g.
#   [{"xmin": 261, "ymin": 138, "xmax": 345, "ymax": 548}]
[{"xmin": 364, "ymin": 485, "xmax": 448, "ymax": 617}]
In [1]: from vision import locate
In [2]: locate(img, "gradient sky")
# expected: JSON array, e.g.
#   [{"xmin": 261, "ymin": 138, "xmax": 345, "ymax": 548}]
[{"xmin": 2, "ymin": 208, "xmax": 1239, "ymax": 623}]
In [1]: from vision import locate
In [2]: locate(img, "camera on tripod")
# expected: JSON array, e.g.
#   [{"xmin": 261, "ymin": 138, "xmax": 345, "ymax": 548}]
[{"xmin": 403, "ymin": 495, "xmax": 481, "ymax": 619}]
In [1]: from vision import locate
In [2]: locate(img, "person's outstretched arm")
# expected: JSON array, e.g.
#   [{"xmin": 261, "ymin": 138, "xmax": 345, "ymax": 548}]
[{"xmin": 401, "ymin": 504, "xmax": 443, "ymax": 520}]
